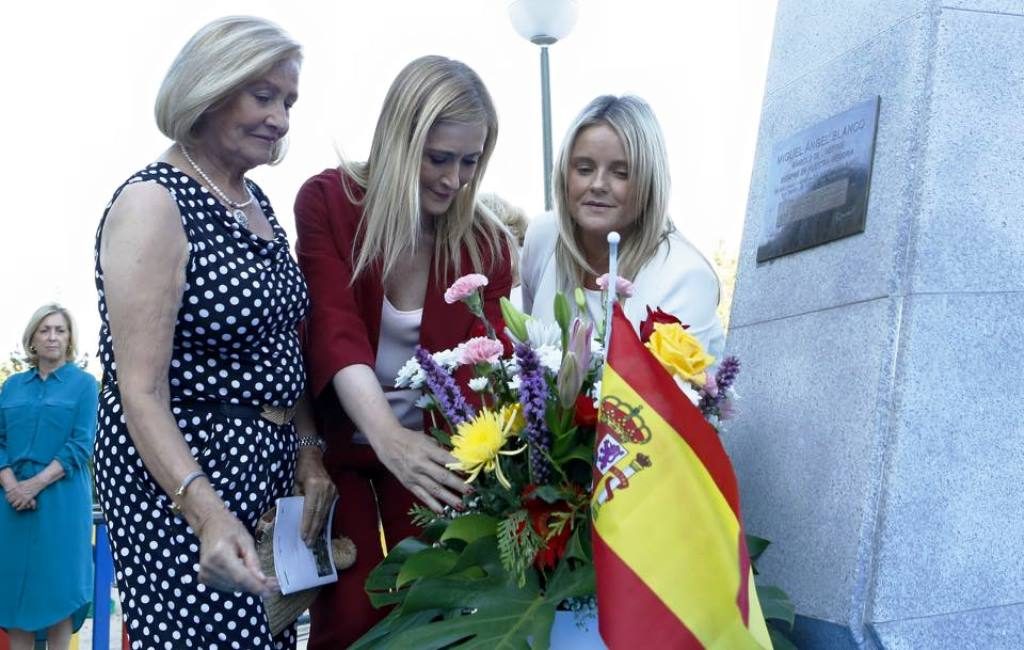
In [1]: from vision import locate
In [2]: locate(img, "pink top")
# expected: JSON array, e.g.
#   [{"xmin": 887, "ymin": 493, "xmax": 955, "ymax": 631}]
[{"xmin": 352, "ymin": 296, "xmax": 423, "ymax": 443}]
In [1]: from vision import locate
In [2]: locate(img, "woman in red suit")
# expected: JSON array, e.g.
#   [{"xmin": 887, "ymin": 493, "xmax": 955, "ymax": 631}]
[{"xmin": 295, "ymin": 55, "xmax": 516, "ymax": 648}]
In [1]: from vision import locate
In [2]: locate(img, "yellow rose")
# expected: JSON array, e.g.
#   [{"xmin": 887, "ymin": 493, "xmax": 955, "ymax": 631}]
[{"xmin": 645, "ymin": 322, "xmax": 715, "ymax": 386}]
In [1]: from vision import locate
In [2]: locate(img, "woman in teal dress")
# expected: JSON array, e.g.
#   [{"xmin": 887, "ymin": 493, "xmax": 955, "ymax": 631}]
[{"xmin": 0, "ymin": 304, "xmax": 97, "ymax": 650}]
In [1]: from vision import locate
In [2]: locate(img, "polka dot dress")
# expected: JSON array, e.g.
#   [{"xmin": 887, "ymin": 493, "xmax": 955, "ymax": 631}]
[{"xmin": 93, "ymin": 163, "xmax": 310, "ymax": 649}]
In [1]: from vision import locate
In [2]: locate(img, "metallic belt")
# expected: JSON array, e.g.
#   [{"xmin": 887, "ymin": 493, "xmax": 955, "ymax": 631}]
[{"xmin": 173, "ymin": 400, "xmax": 296, "ymax": 426}]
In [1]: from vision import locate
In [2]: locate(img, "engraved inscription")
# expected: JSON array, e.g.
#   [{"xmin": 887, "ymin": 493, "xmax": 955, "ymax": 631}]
[{"xmin": 757, "ymin": 97, "xmax": 880, "ymax": 262}]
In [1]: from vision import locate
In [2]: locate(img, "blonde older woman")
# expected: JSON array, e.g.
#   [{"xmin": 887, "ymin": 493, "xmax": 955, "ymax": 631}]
[
  {"xmin": 295, "ymin": 55, "xmax": 516, "ymax": 647},
  {"xmin": 521, "ymin": 95, "xmax": 725, "ymax": 359},
  {"xmin": 93, "ymin": 16, "xmax": 333, "ymax": 650},
  {"xmin": 0, "ymin": 304, "xmax": 96, "ymax": 650}
]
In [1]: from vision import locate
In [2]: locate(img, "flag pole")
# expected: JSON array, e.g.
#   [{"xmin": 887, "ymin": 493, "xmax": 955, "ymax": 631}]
[{"xmin": 605, "ymin": 231, "xmax": 620, "ymax": 344}]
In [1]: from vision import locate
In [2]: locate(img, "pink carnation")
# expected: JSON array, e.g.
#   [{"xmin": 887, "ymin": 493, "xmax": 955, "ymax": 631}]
[
  {"xmin": 444, "ymin": 273, "xmax": 489, "ymax": 304},
  {"xmin": 595, "ymin": 274, "xmax": 635, "ymax": 298},
  {"xmin": 459, "ymin": 337, "xmax": 504, "ymax": 365}
]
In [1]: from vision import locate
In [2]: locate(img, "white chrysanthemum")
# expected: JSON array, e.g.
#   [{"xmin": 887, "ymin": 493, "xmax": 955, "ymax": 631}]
[
  {"xmin": 535, "ymin": 344, "xmax": 563, "ymax": 375},
  {"xmin": 468, "ymin": 377, "xmax": 490, "ymax": 392},
  {"xmin": 415, "ymin": 394, "xmax": 435, "ymax": 409},
  {"xmin": 395, "ymin": 357, "xmax": 425, "ymax": 389},
  {"xmin": 673, "ymin": 375, "xmax": 702, "ymax": 406},
  {"xmin": 431, "ymin": 348, "xmax": 461, "ymax": 370},
  {"xmin": 507, "ymin": 374, "xmax": 522, "ymax": 392},
  {"xmin": 526, "ymin": 319, "xmax": 562, "ymax": 348}
]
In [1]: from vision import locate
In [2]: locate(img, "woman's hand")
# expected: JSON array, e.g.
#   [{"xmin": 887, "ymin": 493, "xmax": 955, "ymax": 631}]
[
  {"xmin": 194, "ymin": 507, "xmax": 277, "ymax": 597},
  {"xmin": 293, "ymin": 447, "xmax": 337, "ymax": 545},
  {"xmin": 372, "ymin": 426, "xmax": 470, "ymax": 513},
  {"xmin": 330, "ymin": 365, "xmax": 471, "ymax": 513},
  {"xmin": 5, "ymin": 480, "xmax": 41, "ymax": 511}
]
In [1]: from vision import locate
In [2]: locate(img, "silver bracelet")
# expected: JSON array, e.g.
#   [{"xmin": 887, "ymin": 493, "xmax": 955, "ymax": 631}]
[
  {"xmin": 170, "ymin": 470, "xmax": 207, "ymax": 515},
  {"xmin": 297, "ymin": 434, "xmax": 326, "ymax": 453}
]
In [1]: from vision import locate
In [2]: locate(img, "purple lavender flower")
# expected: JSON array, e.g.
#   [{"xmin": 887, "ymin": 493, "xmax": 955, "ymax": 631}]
[
  {"xmin": 415, "ymin": 347, "xmax": 475, "ymax": 426},
  {"xmin": 515, "ymin": 343, "xmax": 552, "ymax": 484},
  {"xmin": 700, "ymin": 356, "xmax": 741, "ymax": 417},
  {"xmin": 715, "ymin": 356, "xmax": 741, "ymax": 393}
]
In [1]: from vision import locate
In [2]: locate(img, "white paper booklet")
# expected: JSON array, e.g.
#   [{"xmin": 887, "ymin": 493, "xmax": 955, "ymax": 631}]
[{"xmin": 273, "ymin": 495, "xmax": 340, "ymax": 595}]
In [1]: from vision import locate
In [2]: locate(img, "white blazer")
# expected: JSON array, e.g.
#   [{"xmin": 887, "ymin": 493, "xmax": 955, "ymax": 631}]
[{"xmin": 520, "ymin": 211, "xmax": 726, "ymax": 361}]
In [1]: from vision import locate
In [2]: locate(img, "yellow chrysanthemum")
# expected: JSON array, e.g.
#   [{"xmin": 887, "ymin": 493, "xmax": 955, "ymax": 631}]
[
  {"xmin": 447, "ymin": 407, "xmax": 526, "ymax": 489},
  {"xmin": 499, "ymin": 403, "xmax": 526, "ymax": 435}
]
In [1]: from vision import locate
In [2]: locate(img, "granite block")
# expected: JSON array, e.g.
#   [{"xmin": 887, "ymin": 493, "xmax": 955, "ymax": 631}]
[
  {"xmin": 868, "ymin": 292, "xmax": 1024, "ymax": 622},
  {"xmin": 766, "ymin": 1, "xmax": 928, "ymax": 95},
  {"xmin": 723, "ymin": 297, "xmax": 898, "ymax": 623},
  {"xmin": 942, "ymin": 1, "xmax": 1024, "ymax": 14},
  {"xmin": 870, "ymin": 603, "xmax": 1024, "ymax": 649},
  {"xmin": 909, "ymin": 8, "xmax": 1024, "ymax": 293},
  {"xmin": 731, "ymin": 13, "xmax": 932, "ymax": 329}
]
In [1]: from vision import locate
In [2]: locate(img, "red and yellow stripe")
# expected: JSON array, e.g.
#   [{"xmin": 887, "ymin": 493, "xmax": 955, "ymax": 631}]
[{"xmin": 593, "ymin": 305, "xmax": 771, "ymax": 649}]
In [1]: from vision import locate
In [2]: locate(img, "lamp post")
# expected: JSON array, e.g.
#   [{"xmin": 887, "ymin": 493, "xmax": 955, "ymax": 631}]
[{"xmin": 508, "ymin": 0, "xmax": 578, "ymax": 211}]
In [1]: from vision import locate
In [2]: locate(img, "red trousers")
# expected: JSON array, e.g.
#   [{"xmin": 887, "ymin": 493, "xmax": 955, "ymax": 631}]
[{"xmin": 307, "ymin": 462, "xmax": 420, "ymax": 649}]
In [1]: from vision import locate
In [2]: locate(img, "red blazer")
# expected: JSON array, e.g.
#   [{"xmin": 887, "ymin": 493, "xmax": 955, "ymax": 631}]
[{"xmin": 294, "ymin": 168, "xmax": 513, "ymax": 473}]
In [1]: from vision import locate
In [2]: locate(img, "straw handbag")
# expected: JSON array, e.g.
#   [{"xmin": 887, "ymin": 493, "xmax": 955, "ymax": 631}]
[{"xmin": 256, "ymin": 506, "xmax": 357, "ymax": 636}]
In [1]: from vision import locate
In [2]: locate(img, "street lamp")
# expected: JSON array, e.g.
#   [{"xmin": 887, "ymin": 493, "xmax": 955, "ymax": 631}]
[{"xmin": 508, "ymin": 0, "xmax": 578, "ymax": 211}]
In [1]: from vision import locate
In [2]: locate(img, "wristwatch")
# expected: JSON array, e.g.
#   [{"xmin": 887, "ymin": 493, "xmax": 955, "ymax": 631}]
[{"xmin": 297, "ymin": 434, "xmax": 327, "ymax": 453}]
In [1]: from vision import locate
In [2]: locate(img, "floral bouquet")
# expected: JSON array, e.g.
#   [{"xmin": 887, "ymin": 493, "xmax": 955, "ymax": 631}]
[{"xmin": 351, "ymin": 274, "xmax": 789, "ymax": 649}]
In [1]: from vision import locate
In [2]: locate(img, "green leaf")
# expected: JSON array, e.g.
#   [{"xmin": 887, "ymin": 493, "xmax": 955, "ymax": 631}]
[
  {"xmin": 545, "ymin": 559, "xmax": 596, "ymax": 603},
  {"xmin": 369, "ymin": 574, "xmax": 555, "ymax": 649},
  {"xmin": 768, "ymin": 625, "xmax": 799, "ymax": 650},
  {"xmin": 349, "ymin": 607, "xmax": 443, "ymax": 650},
  {"xmin": 757, "ymin": 584, "xmax": 796, "ymax": 628},
  {"xmin": 364, "ymin": 537, "xmax": 427, "ymax": 608},
  {"xmin": 560, "ymin": 444, "xmax": 594, "ymax": 467},
  {"xmin": 562, "ymin": 520, "xmax": 593, "ymax": 563},
  {"xmin": 530, "ymin": 484, "xmax": 565, "ymax": 504},
  {"xmin": 451, "ymin": 535, "xmax": 504, "ymax": 576},
  {"xmin": 429, "ymin": 426, "xmax": 452, "ymax": 448},
  {"xmin": 440, "ymin": 513, "xmax": 499, "ymax": 545},
  {"xmin": 353, "ymin": 536, "xmax": 592, "ymax": 650},
  {"xmin": 550, "ymin": 424, "xmax": 579, "ymax": 460},
  {"xmin": 746, "ymin": 534, "xmax": 770, "ymax": 564},
  {"xmin": 396, "ymin": 547, "xmax": 459, "ymax": 588},
  {"xmin": 420, "ymin": 518, "xmax": 450, "ymax": 545}
]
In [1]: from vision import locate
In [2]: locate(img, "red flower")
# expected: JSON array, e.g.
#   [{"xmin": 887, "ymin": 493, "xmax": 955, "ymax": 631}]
[
  {"xmin": 573, "ymin": 394, "xmax": 598, "ymax": 428},
  {"xmin": 522, "ymin": 485, "xmax": 574, "ymax": 570},
  {"xmin": 639, "ymin": 306, "xmax": 685, "ymax": 344}
]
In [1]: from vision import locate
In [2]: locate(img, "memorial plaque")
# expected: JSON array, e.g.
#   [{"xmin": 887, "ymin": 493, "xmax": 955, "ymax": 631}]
[{"xmin": 757, "ymin": 96, "xmax": 880, "ymax": 262}]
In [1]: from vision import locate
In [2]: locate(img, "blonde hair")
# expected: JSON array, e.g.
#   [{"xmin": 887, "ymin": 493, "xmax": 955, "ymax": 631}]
[
  {"xmin": 342, "ymin": 55, "xmax": 514, "ymax": 283},
  {"xmin": 553, "ymin": 95, "xmax": 673, "ymax": 289},
  {"xmin": 155, "ymin": 16, "xmax": 302, "ymax": 164},
  {"xmin": 22, "ymin": 303, "xmax": 77, "ymax": 367},
  {"xmin": 478, "ymin": 192, "xmax": 528, "ymax": 246}
]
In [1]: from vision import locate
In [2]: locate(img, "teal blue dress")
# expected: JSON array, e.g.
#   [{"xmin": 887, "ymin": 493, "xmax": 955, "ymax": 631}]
[{"xmin": 0, "ymin": 363, "xmax": 97, "ymax": 634}]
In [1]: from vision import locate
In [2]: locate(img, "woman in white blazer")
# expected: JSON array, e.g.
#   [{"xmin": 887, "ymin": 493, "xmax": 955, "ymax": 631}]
[{"xmin": 520, "ymin": 95, "xmax": 725, "ymax": 359}]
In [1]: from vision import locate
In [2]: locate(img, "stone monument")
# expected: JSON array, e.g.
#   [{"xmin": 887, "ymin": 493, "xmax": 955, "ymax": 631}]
[{"xmin": 726, "ymin": 1, "xmax": 1024, "ymax": 647}]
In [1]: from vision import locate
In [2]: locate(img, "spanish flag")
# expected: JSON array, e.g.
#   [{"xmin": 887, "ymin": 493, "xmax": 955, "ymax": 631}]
[{"xmin": 592, "ymin": 305, "xmax": 771, "ymax": 649}]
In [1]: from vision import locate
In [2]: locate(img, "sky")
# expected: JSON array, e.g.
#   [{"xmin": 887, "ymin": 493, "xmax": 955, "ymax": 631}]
[{"xmin": 0, "ymin": 0, "xmax": 777, "ymax": 366}]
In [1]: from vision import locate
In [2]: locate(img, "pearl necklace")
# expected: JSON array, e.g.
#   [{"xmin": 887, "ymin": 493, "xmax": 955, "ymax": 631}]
[{"xmin": 179, "ymin": 145, "xmax": 255, "ymax": 228}]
